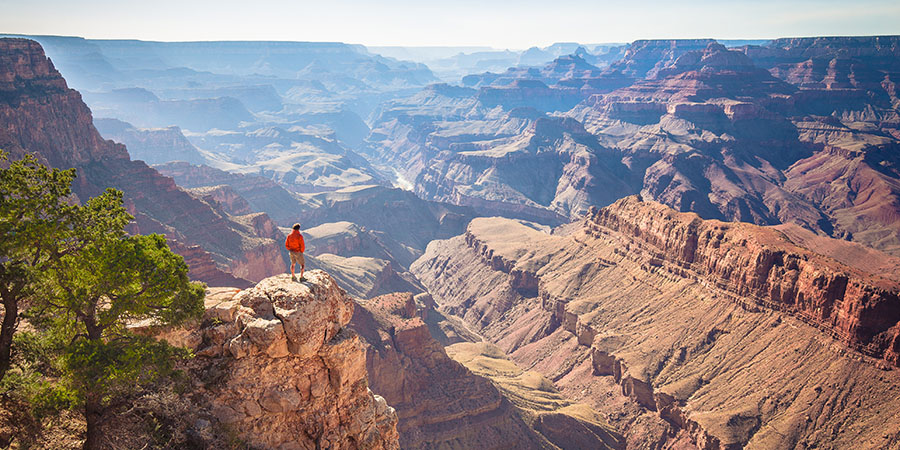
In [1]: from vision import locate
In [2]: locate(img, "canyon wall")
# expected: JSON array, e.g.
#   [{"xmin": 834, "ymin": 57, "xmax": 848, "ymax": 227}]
[
  {"xmin": 411, "ymin": 197, "xmax": 900, "ymax": 449},
  {"xmin": 350, "ymin": 291, "xmax": 623, "ymax": 449},
  {"xmin": 588, "ymin": 196, "xmax": 900, "ymax": 366},
  {"xmin": 349, "ymin": 292, "xmax": 555, "ymax": 449}
]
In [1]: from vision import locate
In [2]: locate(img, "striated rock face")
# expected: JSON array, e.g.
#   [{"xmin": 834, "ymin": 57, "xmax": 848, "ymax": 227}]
[
  {"xmin": 589, "ymin": 196, "xmax": 900, "ymax": 366},
  {"xmin": 349, "ymin": 292, "xmax": 551, "ymax": 449},
  {"xmin": 179, "ymin": 271, "xmax": 400, "ymax": 449},
  {"xmin": 411, "ymin": 198, "xmax": 900, "ymax": 449},
  {"xmin": 0, "ymin": 38, "xmax": 283, "ymax": 285}
]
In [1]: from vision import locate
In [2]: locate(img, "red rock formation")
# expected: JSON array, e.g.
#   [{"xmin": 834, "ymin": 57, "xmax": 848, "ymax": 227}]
[
  {"xmin": 0, "ymin": 38, "xmax": 282, "ymax": 286},
  {"xmin": 588, "ymin": 196, "xmax": 900, "ymax": 366},
  {"xmin": 162, "ymin": 271, "xmax": 400, "ymax": 449}
]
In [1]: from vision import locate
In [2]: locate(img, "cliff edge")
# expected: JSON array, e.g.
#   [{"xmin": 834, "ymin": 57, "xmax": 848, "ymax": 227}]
[{"xmin": 166, "ymin": 270, "xmax": 400, "ymax": 449}]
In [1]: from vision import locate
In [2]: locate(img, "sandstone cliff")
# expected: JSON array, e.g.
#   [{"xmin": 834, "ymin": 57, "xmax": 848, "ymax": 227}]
[
  {"xmin": 350, "ymin": 292, "xmax": 622, "ymax": 449},
  {"xmin": 349, "ymin": 292, "xmax": 552, "ymax": 449},
  {"xmin": 589, "ymin": 196, "xmax": 900, "ymax": 366},
  {"xmin": 411, "ymin": 198, "xmax": 900, "ymax": 449},
  {"xmin": 0, "ymin": 38, "xmax": 283, "ymax": 286},
  {"xmin": 169, "ymin": 271, "xmax": 400, "ymax": 449}
]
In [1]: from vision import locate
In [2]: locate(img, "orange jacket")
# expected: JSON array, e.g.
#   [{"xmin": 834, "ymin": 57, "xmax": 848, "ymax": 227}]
[{"xmin": 285, "ymin": 229, "xmax": 305, "ymax": 252}]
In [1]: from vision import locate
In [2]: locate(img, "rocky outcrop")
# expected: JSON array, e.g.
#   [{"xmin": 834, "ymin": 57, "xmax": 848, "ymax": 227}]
[
  {"xmin": 0, "ymin": 38, "xmax": 283, "ymax": 286},
  {"xmin": 176, "ymin": 271, "xmax": 400, "ymax": 449}
]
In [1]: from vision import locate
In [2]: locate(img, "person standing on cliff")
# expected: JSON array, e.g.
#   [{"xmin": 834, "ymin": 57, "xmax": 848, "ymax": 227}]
[{"xmin": 285, "ymin": 223, "xmax": 306, "ymax": 282}]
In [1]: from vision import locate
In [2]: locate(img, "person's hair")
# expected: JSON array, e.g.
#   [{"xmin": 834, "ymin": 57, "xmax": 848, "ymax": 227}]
[{"xmin": 292, "ymin": 223, "xmax": 301, "ymax": 230}]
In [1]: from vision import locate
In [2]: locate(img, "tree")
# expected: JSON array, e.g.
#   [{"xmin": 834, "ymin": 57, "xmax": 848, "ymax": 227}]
[
  {"xmin": 0, "ymin": 150, "xmax": 79, "ymax": 383},
  {"xmin": 1, "ymin": 151, "xmax": 204, "ymax": 448},
  {"xmin": 34, "ymin": 189, "xmax": 205, "ymax": 449}
]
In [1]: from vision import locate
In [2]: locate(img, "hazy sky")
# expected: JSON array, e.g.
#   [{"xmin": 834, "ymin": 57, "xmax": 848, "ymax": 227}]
[{"xmin": 2, "ymin": 0, "xmax": 899, "ymax": 48}]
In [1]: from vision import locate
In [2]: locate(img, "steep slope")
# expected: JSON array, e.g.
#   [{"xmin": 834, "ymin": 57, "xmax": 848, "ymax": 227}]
[
  {"xmin": 0, "ymin": 38, "xmax": 282, "ymax": 285},
  {"xmin": 350, "ymin": 292, "xmax": 622, "ymax": 449},
  {"xmin": 411, "ymin": 197, "xmax": 900, "ymax": 449},
  {"xmin": 350, "ymin": 293, "xmax": 549, "ymax": 449}
]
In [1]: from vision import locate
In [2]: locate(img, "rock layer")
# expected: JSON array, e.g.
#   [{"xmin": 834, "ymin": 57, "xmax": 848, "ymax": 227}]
[
  {"xmin": 589, "ymin": 196, "xmax": 900, "ymax": 366},
  {"xmin": 349, "ymin": 292, "xmax": 555, "ymax": 449}
]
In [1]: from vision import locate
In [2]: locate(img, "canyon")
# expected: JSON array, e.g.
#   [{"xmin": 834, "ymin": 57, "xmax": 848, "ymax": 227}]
[
  {"xmin": 366, "ymin": 37, "xmax": 900, "ymax": 259},
  {"xmin": 3, "ymin": 34, "xmax": 900, "ymax": 449}
]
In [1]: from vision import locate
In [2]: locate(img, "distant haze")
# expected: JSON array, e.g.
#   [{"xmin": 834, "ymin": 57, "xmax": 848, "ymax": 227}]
[{"xmin": 2, "ymin": 0, "xmax": 899, "ymax": 48}]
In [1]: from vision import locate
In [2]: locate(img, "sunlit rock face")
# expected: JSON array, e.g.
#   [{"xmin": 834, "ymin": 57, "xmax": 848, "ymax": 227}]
[{"xmin": 176, "ymin": 271, "xmax": 401, "ymax": 450}]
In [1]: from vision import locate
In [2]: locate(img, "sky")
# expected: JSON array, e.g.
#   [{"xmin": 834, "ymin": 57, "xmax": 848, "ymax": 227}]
[{"xmin": 2, "ymin": 0, "xmax": 899, "ymax": 49}]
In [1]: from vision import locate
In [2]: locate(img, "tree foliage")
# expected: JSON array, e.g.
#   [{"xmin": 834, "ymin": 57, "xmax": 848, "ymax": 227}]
[
  {"xmin": 1, "ymin": 150, "xmax": 205, "ymax": 448},
  {"xmin": 0, "ymin": 150, "xmax": 80, "ymax": 382}
]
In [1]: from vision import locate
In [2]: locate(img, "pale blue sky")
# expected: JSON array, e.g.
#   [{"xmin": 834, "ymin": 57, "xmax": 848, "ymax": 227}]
[{"xmin": 2, "ymin": 0, "xmax": 898, "ymax": 48}]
